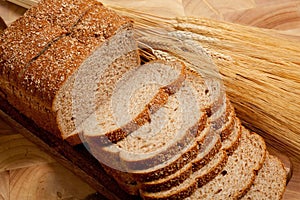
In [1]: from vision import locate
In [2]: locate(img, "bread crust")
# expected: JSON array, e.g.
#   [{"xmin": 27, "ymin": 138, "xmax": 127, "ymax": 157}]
[{"xmin": 0, "ymin": 0, "xmax": 95, "ymax": 86}]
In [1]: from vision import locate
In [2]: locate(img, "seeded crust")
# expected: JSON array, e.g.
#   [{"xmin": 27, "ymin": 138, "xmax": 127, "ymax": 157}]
[
  {"xmin": 19, "ymin": 3, "xmax": 131, "ymax": 108},
  {"xmin": 240, "ymin": 152, "xmax": 287, "ymax": 200},
  {"xmin": 0, "ymin": 0, "xmax": 94, "ymax": 87},
  {"xmin": 0, "ymin": 1, "xmax": 140, "ymax": 142},
  {"xmin": 0, "ymin": 0, "xmax": 94, "ymax": 136}
]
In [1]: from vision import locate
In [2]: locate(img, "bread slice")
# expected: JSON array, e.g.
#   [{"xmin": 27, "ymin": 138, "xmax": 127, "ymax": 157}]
[
  {"xmin": 0, "ymin": 1, "xmax": 141, "ymax": 145},
  {"xmin": 101, "ymin": 110, "xmax": 232, "ymax": 195},
  {"xmin": 241, "ymin": 152, "xmax": 287, "ymax": 200},
  {"xmin": 140, "ymin": 150, "xmax": 228, "ymax": 200},
  {"xmin": 91, "ymin": 66, "xmax": 228, "ymax": 194},
  {"xmin": 140, "ymin": 130, "xmax": 222, "ymax": 194},
  {"xmin": 183, "ymin": 128, "xmax": 266, "ymax": 200},
  {"xmin": 81, "ymin": 60, "xmax": 186, "ymax": 145}
]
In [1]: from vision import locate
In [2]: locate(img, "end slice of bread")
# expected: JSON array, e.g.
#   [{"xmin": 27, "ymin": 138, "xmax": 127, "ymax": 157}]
[
  {"xmin": 241, "ymin": 152, "xmax": 287, "ymax": 200},
  {"xmin": 186, "ymin": 127, "xmax": 266, "ymax": 200}
]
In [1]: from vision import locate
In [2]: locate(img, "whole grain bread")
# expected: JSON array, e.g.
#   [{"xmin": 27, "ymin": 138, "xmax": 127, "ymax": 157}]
[
  {"xmin": 1, "ymin": 0, "xmax": 93, "ymax": 86},
  {"xmin": 139, "ymin": 130, "xmax": 222, "ymax": 194},
  {"xmin": 0, "ymin": 0, "xmax": 140, "ymax": 145},
  {"xmin": 95, "ymin": 66, "xmax": 227, "ymax": 195},
  {"xmin": 184, "ymin": 127, "xmax": 266, "ymax": 200},
  {"xmin": 241, "ymin": 152, "xmax": 287, "ymax": 200},
  {"xmin": 88, "ymin": 67, "xmax": 210, "ymax": 176}
]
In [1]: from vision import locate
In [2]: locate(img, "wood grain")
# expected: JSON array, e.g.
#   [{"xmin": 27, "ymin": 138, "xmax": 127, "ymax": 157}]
[
  {"xmin": 9, "ymin": 163, "xmax": 95, "ymax": 200},
  {"xmin": 0, "ymin": 134, "xmax": 54, "ymax": 171},
  {"xmin": 224, "ymin": 1, "xmax": 300, "ymax": 36},
  {"xmin": 0, "ymin": 171, "xmax": 9, "ymax": 200}
]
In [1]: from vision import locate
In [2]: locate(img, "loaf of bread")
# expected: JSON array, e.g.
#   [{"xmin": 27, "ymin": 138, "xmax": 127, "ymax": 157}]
[{"xmin": 0, "ymin": 0, "xmax": 140, "ymax": 145}]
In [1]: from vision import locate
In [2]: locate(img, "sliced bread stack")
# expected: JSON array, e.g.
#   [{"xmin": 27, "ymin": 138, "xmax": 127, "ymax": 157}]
[
  {"xmin": 81, "ymin": 58, "xmax": 287, "ymax": 199},
  {"xmin": 82, "ymin": 43, "xmax": 287, "ymax": 199}
]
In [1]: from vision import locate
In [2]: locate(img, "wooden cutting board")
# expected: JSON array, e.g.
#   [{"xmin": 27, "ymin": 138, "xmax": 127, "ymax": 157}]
[{"xmin": 0, "ymin": 0, "xmax": 299, "ymax": 199}]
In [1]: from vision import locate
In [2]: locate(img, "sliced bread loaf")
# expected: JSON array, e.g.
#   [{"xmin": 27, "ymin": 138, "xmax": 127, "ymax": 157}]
[
  {"xmin": 0, "ymin": 0, "xmax": 141, "ymax": 145},
  {"xmin": 0, "ymin": 0, "xmax": 97, "ymax": 106},
  {"xmin": 241, "ymin": 152, "xmax": 287, "ymax": 200}
]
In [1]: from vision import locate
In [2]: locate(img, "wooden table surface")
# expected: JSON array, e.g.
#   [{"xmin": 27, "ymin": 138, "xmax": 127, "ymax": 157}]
[{"xmin": 0, "ymin": 0, "xmax": 300, "ymax": 199}]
